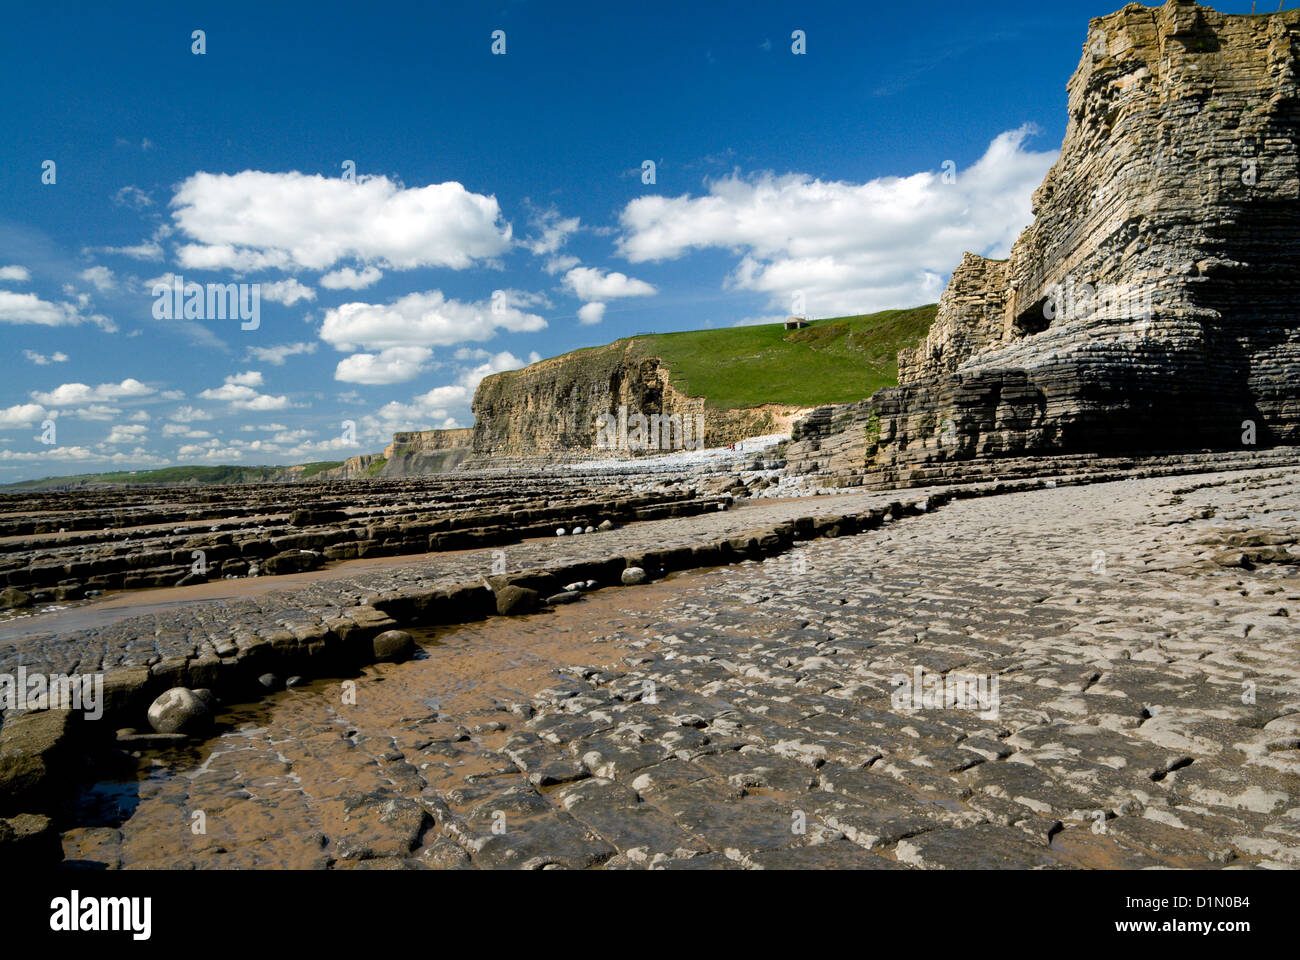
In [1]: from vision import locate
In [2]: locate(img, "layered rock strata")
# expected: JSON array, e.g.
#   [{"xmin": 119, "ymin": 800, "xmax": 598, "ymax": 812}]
[
  {"xmin": 382, "ymin": 429, "xmax": 474, "ymax": 476},
  {"xmin": 467, "ymin": 346, "xmax": 804, "ymax": 463},
  {"xmin": 793, "ymin": 0, "xmax": 1300, "ymax": 481}
]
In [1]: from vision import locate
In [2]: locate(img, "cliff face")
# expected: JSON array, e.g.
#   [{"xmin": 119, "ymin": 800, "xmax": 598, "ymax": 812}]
[
  {"xmin": 799, "ymin": 0, "xmax": 1300, "ymax": 479},
  {"xmin": 384, "ymin": 429, "xmax": 474, "ymax": 457},
  {"xmin": 467, "ymin": 342, "xmax": 805, "ymax": 461},
  {"xmin": 381, "ymin": 428, "xmax": 473, "ymax": 476},
  {"xmin": 310, "ymin": 454, "xmax": 385, "ymax": 481}
]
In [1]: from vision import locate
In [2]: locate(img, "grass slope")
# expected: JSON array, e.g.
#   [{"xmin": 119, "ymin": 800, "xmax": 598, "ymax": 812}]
[{"xmin": 628, "ymin": 305, "xmax": 937, "ymax": 409}]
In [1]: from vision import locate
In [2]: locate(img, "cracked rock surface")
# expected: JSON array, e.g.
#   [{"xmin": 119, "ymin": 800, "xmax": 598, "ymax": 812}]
[{"xmin": 60, "ymin": 468, "xmax": 1300, "ymax": 869}]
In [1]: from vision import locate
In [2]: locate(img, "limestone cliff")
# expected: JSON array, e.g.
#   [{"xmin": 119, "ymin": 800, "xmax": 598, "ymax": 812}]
[
  {"xmin": 381, "ymin": 428, "xmax": 473, "ymax": 476},
  {"xmin": 310, "ymin": 454, "xmax": 385, "ymax": 481},
  {"xmin": 466, "ymin": 342, "xmax": 805, "ymax": 462},
  {"xmin": 790, "ymin": 0, "xmax": 1300, "ymax": 481}
]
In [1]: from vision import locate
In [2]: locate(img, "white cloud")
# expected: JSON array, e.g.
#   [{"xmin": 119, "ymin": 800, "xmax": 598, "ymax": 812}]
[
  {"xmin": 31, "ymin": 379, "xmax": 154, "ymax": 406},
  {"xmin": 79, "ymin": 266, "xmax": 116, "ymax": 292},
  {"xmin": 544, "ymin": 255, "xmax": 580, "ymax": 275},
  {"xmin": 196, "ymin": 376, "xmax": 290, "ymax": 411},
  {"xmin": 335, "ymin": 346, "xmax": 434, "ymax": 385},
  {"xmin": 261, "ymin": 278, "xmax": 316, "ymax": 305},
  {"xmin": 524, "ymin": 209, "xmax": 580, "ymax": 257},
  {"xmin": 577, "ymin": 302, "xmax": 607, "ymax": 325},
  {"xmin": 320, "ymin": 289, "xmax": 546, "ymax": 352},
  {"xmin": 171, "ymin": 170, "xmax": 512, "ymax": 273},
  {"xmin": 362, "ymin": 350, "xmax": 527, "ymax": 438},
  {"xmin": 94, "ymin": 240, "xmax": 164, "ymax": 261},
  {"xmin": 320, "ymin": 266, "xmax": 383, "ymax": 290},
  {"xmin": 23, "ymin": 350, "xmax": 69, "ymax": 365},
  {"xmin": 245, "ymin": 341, "xmax": 317, "ymax": 365},
  {"xmin": 0, "ymin": 291, "xmax": 117, "ymax": 330},
  {"xmin": 104, "ymin": 423, "xmax": 148, "ymax": 445},
  {"xmin": 162, "ymin": 422, "xmax": 212, "ymax": 438},
  {"xmin": 169, "ymin": 405, "xmax": 212, "ymax": 422},
  {"xmin": 113, "ymin": 185, "xmax": 152, "ymax": 209},
  {"xmin": 226, "ymin": 370, "xmax": 264, "ymax": 387},
  {"xmin": 67, "ymin": 405, "xmax": 122, "ymax": 421},
  {"xmin": 616, "ymin": 126, "xmax": 1057, "ymax": 316},
  {"xmin": 0, "ymin": 403, "xmax": 48, "ymax": 428},
  {"xmin": 564, "ymin": 266, "xmax": 656, "ymax": 301},
  {"xmin": 0, "ymin": 265, "xmax": 31, "ymax": 283}
]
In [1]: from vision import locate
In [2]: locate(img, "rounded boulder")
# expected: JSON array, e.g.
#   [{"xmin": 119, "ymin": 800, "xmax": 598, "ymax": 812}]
[
  {"xmin": 147, "ymin": 688, "xmax": 213, "ymax": 735},
  {"xmin": 372, "ymin": 629, "xmax": 416, "ymax": 662}
]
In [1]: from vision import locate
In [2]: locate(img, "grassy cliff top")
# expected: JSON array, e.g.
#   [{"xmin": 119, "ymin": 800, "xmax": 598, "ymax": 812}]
[{"xmin": 626, "ymin": 305, "xmax": 937, "ymax": 409}]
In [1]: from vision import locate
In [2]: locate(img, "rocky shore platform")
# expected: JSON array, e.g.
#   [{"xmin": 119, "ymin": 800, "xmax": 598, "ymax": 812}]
[{"xmin": 1, "ymin": 448, "xmax": 1297, "ymax": 868}]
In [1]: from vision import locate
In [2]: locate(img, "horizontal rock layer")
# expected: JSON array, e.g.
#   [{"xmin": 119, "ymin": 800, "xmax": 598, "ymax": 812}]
[{"xmin": 796, "ymin": 0, "xmax": 1300, "ymax": 480}]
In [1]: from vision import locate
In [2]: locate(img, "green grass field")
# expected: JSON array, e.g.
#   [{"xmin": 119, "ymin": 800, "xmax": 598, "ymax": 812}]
[{"xmin": 627, "ymin": 305, "xmax": 937, "ymax": 409}]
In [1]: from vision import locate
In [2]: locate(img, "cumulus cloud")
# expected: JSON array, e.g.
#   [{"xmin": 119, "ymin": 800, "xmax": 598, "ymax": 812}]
[
  {"xmin": 523, "ymin": 208, "xmax": 581, "ymax": 257},
  {"xmin": 31, "ymin": 379, "xmax": 154, "ymax": 406},
  {"xmin": 79, "ymin": 266, "xmax": 116, "ymax": 292},
  {"xmin": 544, "ymin": 255, "xmax": 580, "ymax": 275},
  {"xmin": 226, "ymin": 370, "xmax": 264, "ymax": 387},
  {"xmin": 168, "ymin": 405, "xmax": 212, "ymax": 422},
  {"xmin": 23, "ymin": 350, "xmax": 69, "ymax": 365},
  {"xmin": 362, "ymin": 350, "xmax": 531, "ymax": 438},
  {"xmin": 0, "ymin": 265, "xmax": 31, "ymax": 283},
  {"xmin": 162, "ymin": 422, "xmax": 212, "ymax": 438},
  {"xmin": 170, "ymin": 171, "xmax": 512, "ymax": 273},
  {"xmin": 616, "ymin": 126, "xmax": 1057, "ymax": 316},
  {"xmin": 577, "ymin": 302, "xmax": 607, "ymax": 325},
  {"xmin": 246, "ymin": 341, "xmax": 317, "ymax": 365},
  {"xmin": 335, "ymin": 346, "xmax": 434, "ymax": 385},
  {"xmin": 104, "ymin": 423, "xmax": 148, "ymax": 445},
  {"xmin": 197, "ymin": 377, "xmax": 291, "ymax": 412},
  {"xmin": 320, "ymin": 289, "xmax": 546, "ymax": 352},
  {"xmin": 320, "ymin": 266, "xmax": 383, "ymax": 290},
  {"xmin": 563, "ymin": 266, "xmax": 656, "ymax": 301},
  {"xmin": 0, "ymin": 291, "xmax": 116, "ymax": 330},
  {"xmin": 260, "ymin": 278, "xmax": 316, "ymax": 305},
  {"xmin": 67, "ymin": 405, "xmax": 122, "ymax": 421},
  {"xmin": 0, "ymin": 403, "xmax": 49, "ymax": 428}
]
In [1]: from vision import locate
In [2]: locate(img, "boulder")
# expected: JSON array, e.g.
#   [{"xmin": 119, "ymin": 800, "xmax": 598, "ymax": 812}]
[
  {"xmin": 0, "ymin": 587, "xmax": 31, "ymax": 609},
  {"xmin": 496, "ymin": 585, "xmax": 540, "ymax": 616},
  {"xmin": 146, "ymin": 688, "xmax": 212, "ymax": 735},
  {"xmin": 621, "ymin": 567, "xmax": 647, "ymax": 586},
  {"xmin": 262, "ymin": 551, "xmax": 325, "ymax": 576},
  {"xmin": 372, "ymin": 629, "xmax": 416, "ymax": 662}
]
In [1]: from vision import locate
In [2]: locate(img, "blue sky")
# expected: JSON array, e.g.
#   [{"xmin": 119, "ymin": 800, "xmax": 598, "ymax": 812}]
[{"xmin": 0, "ymin": 0, "xmax": 1243, "ymax": 480}]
